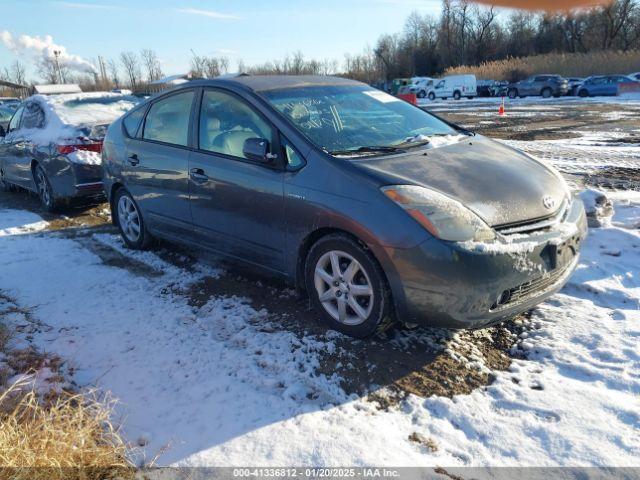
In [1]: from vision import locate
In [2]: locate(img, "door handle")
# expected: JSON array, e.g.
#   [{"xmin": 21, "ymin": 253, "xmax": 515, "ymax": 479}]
[
  {"xmin": 128, "ymin": 154, "xmax": 139, "ymax": 166},
  {"xmin": 190, "ymin": 168, "xmax": 208, "ymax": 182}
]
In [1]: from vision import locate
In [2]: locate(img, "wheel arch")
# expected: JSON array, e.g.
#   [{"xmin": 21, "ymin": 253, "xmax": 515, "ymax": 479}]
[
  {"xmin": 109, "ymin": 181, "xmax": 125, "ymax": 225},
  {"xmin": 295, "ymin": 226, "xmax": 403, "ymax": 321}
]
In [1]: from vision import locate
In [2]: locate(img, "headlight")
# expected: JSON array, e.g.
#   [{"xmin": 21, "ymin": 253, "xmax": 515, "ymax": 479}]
[{"xmin": 381, "ymin": 185, "xmax": 495, "ymax": 242}]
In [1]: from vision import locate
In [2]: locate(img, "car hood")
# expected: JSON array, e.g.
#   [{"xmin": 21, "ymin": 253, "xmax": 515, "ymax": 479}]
[{"xmin": 353, "ymin": 135, "xmax": 568, "ymax": 227}]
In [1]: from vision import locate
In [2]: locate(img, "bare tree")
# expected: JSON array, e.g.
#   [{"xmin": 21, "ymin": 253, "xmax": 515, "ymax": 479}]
[
  {"xmin": 107, "ymin": 59, "xmax": 120, "ymax": 88},
  {"xmin": 141, "ymin": 49, "xmax": 163, "ymax": 82},
  {"xmin": 120, "ymin": 51, "xmax": 141, "ymax": 88}
]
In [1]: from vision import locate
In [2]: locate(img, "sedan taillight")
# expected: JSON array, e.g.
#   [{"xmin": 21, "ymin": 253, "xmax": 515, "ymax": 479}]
[{"xmin": 57, "ymin": 142, "xmax": 103, "ymax": 155}]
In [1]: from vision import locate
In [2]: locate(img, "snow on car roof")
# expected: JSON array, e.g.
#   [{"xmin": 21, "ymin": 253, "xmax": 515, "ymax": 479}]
[
  {"xmin": 10, "ymin": 92, "xmax": 138, "ymax": 147},
  {"xmin": 38, "ymin": 92, "xmax": 138, "ymax": 126}
]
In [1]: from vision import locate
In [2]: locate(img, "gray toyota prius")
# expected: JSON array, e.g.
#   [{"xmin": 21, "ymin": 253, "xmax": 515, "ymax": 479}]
[{"xmin": 102, "ymin": 75, "xmax": 587, "ymax": 338}]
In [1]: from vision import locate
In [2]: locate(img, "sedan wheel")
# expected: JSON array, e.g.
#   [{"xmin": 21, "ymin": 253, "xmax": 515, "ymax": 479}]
[
  {"xmin": 314, "ymin": 250, "xmax": 374, "ymax": 326},
  {"xmin": 34, "ymin": 165, "xmax": 55, "ymax": 211}
]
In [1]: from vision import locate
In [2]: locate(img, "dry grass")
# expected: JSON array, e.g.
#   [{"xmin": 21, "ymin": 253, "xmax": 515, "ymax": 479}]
[
  {"xmin": 446, "ymin": 50, "xmax": 640, "ymax": 81},
  {"xmin": 0, "ymin": 380, "xmax": 134, "ymax": 479}
]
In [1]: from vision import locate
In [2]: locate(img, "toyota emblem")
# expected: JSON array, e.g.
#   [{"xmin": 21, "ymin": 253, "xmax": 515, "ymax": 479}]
[{"xmin": 542, "ymin": 195, "xmax": 556, "ymax": 210}]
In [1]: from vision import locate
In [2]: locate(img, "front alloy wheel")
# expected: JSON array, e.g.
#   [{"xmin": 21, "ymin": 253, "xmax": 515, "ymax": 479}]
[
  {"xmin": 314, "ymin": 250, "xmax": 374, "ymax": 326},
  {"xmin": 306, "ymin": 234, "xmax": 392, "ymax": 338}
]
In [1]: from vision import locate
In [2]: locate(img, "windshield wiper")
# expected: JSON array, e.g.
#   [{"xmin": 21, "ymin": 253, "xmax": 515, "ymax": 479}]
[{"xmin": 329, "ymin": 145, "xmax": 406, "ymax": 157}]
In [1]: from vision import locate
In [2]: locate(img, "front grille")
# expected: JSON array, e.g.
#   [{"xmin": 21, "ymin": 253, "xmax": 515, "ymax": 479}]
[
  {"xmin": 495, "ymin": 199, "xmax": 570, "ymax": 236},
  {"xmin": 499, "ymin": 261, "xmax": 572, "ymax": 307}
]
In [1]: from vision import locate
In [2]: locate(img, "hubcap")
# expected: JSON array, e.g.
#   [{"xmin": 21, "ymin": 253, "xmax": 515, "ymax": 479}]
[
  {"xmin": 314, "ymin": 250, "xmax": 374, "ymax": 326},
  {"xmin": 117, "ymin": 195, "xmax": 141, "ymax": 243},
  {"xmin": 36, "ymin": 168, "xmax": 51, "ymax": 206}
]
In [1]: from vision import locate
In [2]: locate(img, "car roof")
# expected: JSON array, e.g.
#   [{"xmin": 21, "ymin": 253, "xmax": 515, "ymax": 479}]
[{"xmin": 187, "ymin": 75, "xmax": 365, "ymax": 92}]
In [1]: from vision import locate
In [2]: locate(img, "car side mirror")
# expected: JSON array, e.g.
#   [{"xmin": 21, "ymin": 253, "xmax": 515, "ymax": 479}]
[{"xmin": 243, "ymin": 137, "xmax": 273, "ymax": 163}]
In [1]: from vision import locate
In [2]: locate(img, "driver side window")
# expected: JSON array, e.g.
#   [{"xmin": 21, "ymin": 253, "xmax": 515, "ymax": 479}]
[{"xmin": 198, "ymin": 89, "xmax": 272, "ymax": 160}]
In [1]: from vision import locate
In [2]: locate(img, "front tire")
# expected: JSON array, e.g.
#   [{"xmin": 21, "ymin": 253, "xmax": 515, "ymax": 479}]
[
  {"xmin": 507, "ymin": 89, "xmax": 518, "ymax": 99},
  {"xmin": 33, "ymin": 164, "xmax": 57, "ymax": 212},
  {"xmin": 114, "ymin": 188, "xmax": 152, "ymax": 249},
  {"xmin": 453, "ymin": 91, "xmax": 461, "ymax": 100},
  {"xmin": 541, "ymin": 87, "xmax": 552, "ymax": 98},
  {"xmin": 428, "ymin": 92, "xmax": 436, "ymax": 101},
  {"xmin": 579, "ymin": 89, "xmax": 589, "ymax": 98},
  {"xmin": 417, "ymin": 90, "xmax": 426, "ymax": 99},
  {"xmin": 305, "ymin": 234, "xmax": 393, "ymax": 338}
]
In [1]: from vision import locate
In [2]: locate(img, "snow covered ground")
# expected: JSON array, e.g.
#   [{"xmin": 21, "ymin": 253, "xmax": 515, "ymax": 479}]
[{"xmin": 0, "ymin": 111, "xmax": 639, "ymax": 466}]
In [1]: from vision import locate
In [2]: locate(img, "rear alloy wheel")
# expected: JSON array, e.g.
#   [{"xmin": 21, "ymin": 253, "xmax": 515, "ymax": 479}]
[
  {"xmin": 34, "ymin": 165, "xmax": 56, "ymax": 211},
  {"xmin": 306, "ymin": 234, "xmax": 392, "ymax": 338},
  {"xmin": 541, "ymin": 88, "xmax": 552, "ymax": 99},
  {"xmin": 115, "ymin": 189, "xmax": 152, "ymax": 249}
]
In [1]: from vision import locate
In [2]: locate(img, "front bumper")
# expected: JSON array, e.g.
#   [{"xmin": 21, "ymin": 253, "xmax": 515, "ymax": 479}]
[{"xmin": 383, "ymin": 198, "xmax": 587, "ymax": 328}]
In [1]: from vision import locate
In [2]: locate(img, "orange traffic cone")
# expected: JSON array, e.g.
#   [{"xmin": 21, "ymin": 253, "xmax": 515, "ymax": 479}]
[{"xmin": 498, "ymin": 97, "xmax": 505, "ymax": 116}]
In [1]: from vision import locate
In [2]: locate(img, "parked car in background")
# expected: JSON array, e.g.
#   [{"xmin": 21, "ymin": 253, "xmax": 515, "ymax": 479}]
[
  {"xmin": 390, "ymin": 78, "xmax": 410, "ymax": 95},
  {"xmin": 0, "ymin": 106, "xmax": 14, "ymax": 133},
  {"xmin": 0, "ymin": 92, "xmax": 137, "ymax": 210},
  {"xmin": 577, "ymin": 75, "xmax": 640, "ymax": 97},
  {"xmin": 408, "ymin": 77, "xmax": 436, "ymax": 98},
  {"xmin": 103, "ymin": 75, "xmax": 586, "ymax": 338},
  {"xmin": 427, "ymin": 74, "xmax": 477, "ymax": 100},
  {"xmin": 477, "ymin": 79, "xmax": 508, "ymax": 97},
  {"xmin": 507, "ymin": 75, "xmax": 569, "ymax": 99},
  {"xmin": 566, "ymin": 77, "xmax": 584, "ymax": 96}
]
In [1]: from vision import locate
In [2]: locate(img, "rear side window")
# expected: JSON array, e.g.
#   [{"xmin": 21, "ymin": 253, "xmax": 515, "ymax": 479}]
[
  {"xmin": 21, "ymin": 102, "xmax": 45, "ymax": 129},
  {"xmin": 123, "ymin": 107, "xmax": 145, "ymax": 137},
  {"xmin": 143, "ymin": 91, "xmax": 194, "ymax": 147}
]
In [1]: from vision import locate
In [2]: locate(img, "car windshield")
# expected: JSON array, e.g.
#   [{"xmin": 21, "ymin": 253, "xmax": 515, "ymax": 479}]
[{"xmin": 262, "ymin": 85, "xmax": 459, "ymax": 156}]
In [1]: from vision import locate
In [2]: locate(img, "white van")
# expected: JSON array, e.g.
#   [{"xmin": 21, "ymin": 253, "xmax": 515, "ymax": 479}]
[
  {"xmin": 427, "ymin": 74, "xmax": 477, "ymax": 100},
  {"xmin": 408, "ymin": 77, "xmax": 436, "ymax": 98}
]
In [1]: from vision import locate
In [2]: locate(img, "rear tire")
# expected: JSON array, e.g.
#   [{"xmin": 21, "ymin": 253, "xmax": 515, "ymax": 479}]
[
  {"xmin": 507, "ymin": 89, "xmax": 518, "ymax": 99},
  {"xmin": 417, "ymin": 90, "xmax": 426, "ymax": 99},
  {"xmin": 453, "ymin": 91, "xmax": 461, "ymax": 100},
  {"xmin": 33, "ymin": 164, "xmax": 57, "ymax": 212},
  {"xmin": 305, "ymin": 234, "xmax": 393, "ymax": 338},
  {"xmin": 541, "ymin": 87, "xmax": 552, "ymax": 98},
  {"xmin": 114, "ymin": 188, "xmax": 152, "ymax": 249}
]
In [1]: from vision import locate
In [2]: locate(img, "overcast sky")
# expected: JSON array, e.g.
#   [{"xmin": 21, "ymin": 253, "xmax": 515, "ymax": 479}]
[{"xmin": 0, "ymin": 0, "xmax": 444, "ymax": 81}]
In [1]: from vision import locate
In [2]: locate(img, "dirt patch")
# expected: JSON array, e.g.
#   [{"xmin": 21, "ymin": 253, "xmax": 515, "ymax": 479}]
[
  {"xmin": 0, "ymin": 188, "xmax": 111, "ymax": 231},
  {"xmin": 179, "ymin": 256, "xmax": 521, "ymax": 401}
]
